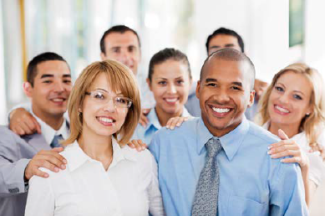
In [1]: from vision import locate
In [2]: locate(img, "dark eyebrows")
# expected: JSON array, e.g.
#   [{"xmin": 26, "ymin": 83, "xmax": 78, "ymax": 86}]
[
  {"xmin": 40, "ymin": 74, "xmax": 54, "ymax": 79},
  {"xmin": 225, "ymin": 44, "xmax": 235, "ymax": 47},
  {"xmin": 40, "ymin": 74, "xmax": 71, "ymax": 79},
  {"xmin": 205, "ymin": 78, "xmax": 217, "ymax": 83},
  {"xmin": 232, "ymin": 81, "xmax": 243, "ymax": 87}
]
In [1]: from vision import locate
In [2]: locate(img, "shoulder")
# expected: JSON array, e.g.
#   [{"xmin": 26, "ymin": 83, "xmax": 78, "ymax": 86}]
[
  {"xmin": 246, "ymin": 121, "xmax": 280, "ymax": 145},
  {"xmin": 121, "ymin": 145, "xmax": 153, "ymax": 163},
  {"xmin": 153, "ymin": 117, "xmax": 199, "ymax": 140},
  {"xmin": 0, "ymin": 125, "xmax": 28, "ymax": 149}
]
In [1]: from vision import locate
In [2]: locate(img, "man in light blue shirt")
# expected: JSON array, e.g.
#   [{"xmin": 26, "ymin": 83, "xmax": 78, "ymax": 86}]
[{"xmin": 149, "ymin": 49, "xmax": 307, "ymax": 215}]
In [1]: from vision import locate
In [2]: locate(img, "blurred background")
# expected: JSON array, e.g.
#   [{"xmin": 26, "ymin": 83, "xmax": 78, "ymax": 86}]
[{"xmin": 0, "ymin": 0, "xmax": 325, "ymax": 124}]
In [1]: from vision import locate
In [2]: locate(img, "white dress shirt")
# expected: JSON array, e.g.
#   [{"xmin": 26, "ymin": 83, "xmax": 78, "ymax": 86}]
[
  {"xmin": 263, "ymin": 122, "xmax": 325, "ymax": 186},
  {"xmin": 25, "ymin": 139, "xmax": 165, "ymax": 216}
]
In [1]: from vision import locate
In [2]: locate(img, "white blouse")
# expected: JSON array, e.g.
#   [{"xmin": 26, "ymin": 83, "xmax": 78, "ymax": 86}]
[
  {"xmin": 263, "ymin": 122, "xmax": 325, "ymax": 186},
  {"xmin": 25, "ymin": 139, "xmax": 165, "ymax": 216}
]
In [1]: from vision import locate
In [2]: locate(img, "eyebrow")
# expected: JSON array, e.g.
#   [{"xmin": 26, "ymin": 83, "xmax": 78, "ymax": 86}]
[
  {"xmin": 94, "ymin": 88, "xmax": 123, "ymax": 95},
  {"xmin": 205, "ymin": 78, "xmax": 243, "ymax": 86},
  {"xmin": 40, "ymin": 74, "xmax": 71, "ymax": 79}
]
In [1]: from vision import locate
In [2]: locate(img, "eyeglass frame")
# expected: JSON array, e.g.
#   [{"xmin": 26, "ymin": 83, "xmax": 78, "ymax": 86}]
[{"xmin": 85, "ymin": 90, "xmax": 133, "ymax": 108}]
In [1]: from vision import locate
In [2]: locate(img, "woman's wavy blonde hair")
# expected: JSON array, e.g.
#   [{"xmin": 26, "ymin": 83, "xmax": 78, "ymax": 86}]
[
  {"xmin": 62, "ymin": 60, "xmax": 141, "ymax": 146},
  {"xmin": 257, "ymin": 63, "xmax": 325, "ymax": 147}
]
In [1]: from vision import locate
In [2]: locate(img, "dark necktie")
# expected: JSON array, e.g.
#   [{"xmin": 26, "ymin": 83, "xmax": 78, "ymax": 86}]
[
  {"xmin": 192, "ymin": 138, "xmax": 223, "ymax": 216},
  {"xmin": 50, "ymin": 134, "xmax": 63, "ymax": 148}
]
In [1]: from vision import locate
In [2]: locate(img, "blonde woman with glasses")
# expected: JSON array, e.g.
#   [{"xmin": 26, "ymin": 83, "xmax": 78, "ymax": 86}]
[{"xmin": 25, "ymin": 60, "xmax": 165, "ymax": 216}]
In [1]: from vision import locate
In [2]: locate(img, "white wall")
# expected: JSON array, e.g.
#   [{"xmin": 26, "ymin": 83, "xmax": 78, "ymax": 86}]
[
  {"xmin": 192, "ymin": 0, "xmax": 289, "ymax": 82},
  {"xmin": 0, "ymin": 2, "xmax": 7, "ymax": 124}
]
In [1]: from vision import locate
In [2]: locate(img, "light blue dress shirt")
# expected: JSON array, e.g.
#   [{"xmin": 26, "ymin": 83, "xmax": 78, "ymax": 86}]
[
  {"xmin": 149, "ymin": 117, "xmax": 308, "ymax": 216},
  {"xmin": 132, "ymin": 107, "xmax": 190, "ymax": 146}
]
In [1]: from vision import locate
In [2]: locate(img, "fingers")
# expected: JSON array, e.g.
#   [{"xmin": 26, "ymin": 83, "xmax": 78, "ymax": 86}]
[
  {"xmin": 277, "ymin": 129, "xmax": 289, "ymax": 140},
  {"xmin": 166, "ymin": 117, "xmax": 189, "ymax": 129},
  {"xmin": 32, "ymin": 118, "xmax": 42, "ymax": 134},
  {"xmin": 269, "ymin": 149, "xmax": 299, "ymax": 159},
  {"xmin": 139, "ymin": 113, "xmax": 149, "ymax": 127},
  {"xmin": 9, "ymin": 109, "xmax": 40, "ymax": 135},
  {"xmin": 281, "ymin": 157, "xmax": 301, "ymax": 164},
  {"xmin": 128, "ymin": 139, "xmax": 147, "ymax": 152}
]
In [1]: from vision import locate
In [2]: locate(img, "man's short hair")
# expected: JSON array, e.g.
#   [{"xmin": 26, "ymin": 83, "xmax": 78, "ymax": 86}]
[
  {"xmin": 205, "ymin": 27, "xmax": 245, "ymax": 54},
  {"xmin": 100, "ymin": 25, "xmax": 141, "ymax": 54},
  {"xmin": 27, "ymin": 52, "xmax": 67, "ymax": 87},
  {"xmin": 200, "ymin": 48, "xmax": 255, "ymax": 91}
]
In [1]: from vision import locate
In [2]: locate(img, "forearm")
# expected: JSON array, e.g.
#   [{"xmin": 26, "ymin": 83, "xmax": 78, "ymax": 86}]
[
  {"xmin": 301, "ymin": 166, "xmax": 310, "ymax": 206},
  {"xmin": 0, "ymin": 158, "xmax": 30, "ymax": 196}
]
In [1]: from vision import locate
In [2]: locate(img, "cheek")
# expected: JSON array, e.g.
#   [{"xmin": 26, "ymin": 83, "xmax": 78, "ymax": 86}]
[{"xmin": 151, "ymin": 85, "xmax": 165, "ymax": 99}]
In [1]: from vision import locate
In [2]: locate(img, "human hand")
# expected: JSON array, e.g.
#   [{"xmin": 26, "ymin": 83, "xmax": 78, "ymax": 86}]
[
  {"xmin": 166, "ymin": 116, "xmax": 192, "ymax": 130},
  {"xmin": 309, "ymin": 144, "xmax": 325, "ymax": 160},
  {"xmin": 254, "ymin": 79, "xmax": 268, "ymax": 101},
  {"xmin": 24, "ymin": 147, "xmax": 66, "ymax": 180},
  {"xmin": 9, "ymin": 108, "xmax": 41, "ymax": 135},
  {"xmin": 127, "ymin": 139, "xmax": 147, "ymax": 152},
  {"xmin": 139, "ymin": 108, "xmax": 151, "ymax": 127},
  {"xmin": 268, "ymin": 129, "xmax": 309, "ymax": 169}
]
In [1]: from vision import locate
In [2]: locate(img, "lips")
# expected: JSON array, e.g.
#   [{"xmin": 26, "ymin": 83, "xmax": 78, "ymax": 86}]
[
  {"xmin": 209, "ymin": 104, "xmax": 233, "ymax": 117},
  {"xmin": 274, "ymin": 104, "xmax": 290, "ymax": 115},
  {"xmin": 50, "ymin": 97, "xmax": 66, "ymax": 105},
  {"xmin": 164, "ymin": 97, "xmax": 179, "ymax": 105},
  {"xmin": 97, "ymin": 116, "xmax": 116, "ymax": 126}
]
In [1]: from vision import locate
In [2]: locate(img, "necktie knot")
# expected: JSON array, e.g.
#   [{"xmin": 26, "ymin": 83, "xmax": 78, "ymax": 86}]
[
  {"xmin": 50, "ymin": 134, "xmax": 63, "ymax": 148},
  {"xmin": 206, "ymin": 138, "xmax": 222, "ymax": 158}
]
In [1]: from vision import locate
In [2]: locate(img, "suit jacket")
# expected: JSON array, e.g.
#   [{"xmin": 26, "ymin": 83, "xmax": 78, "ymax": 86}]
[{"xmin": 0, "ymin": 125, "xmax": 62, "ymax": 216}]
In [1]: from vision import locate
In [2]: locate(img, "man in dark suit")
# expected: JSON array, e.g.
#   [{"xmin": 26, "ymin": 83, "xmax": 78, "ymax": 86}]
[{"xmin": 0, "ymin": 52, "xmax": 71, "ymax": 216}]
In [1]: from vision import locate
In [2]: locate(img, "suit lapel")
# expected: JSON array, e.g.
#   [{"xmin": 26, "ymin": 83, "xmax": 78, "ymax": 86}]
[{"xmin": 21, "ymin": 133, "xmax": 51, "ymax": 151}]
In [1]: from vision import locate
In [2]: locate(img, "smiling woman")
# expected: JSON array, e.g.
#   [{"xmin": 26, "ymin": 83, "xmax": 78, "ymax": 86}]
[
  {"xmin": 24, "ymin": 60, "xmax": 165, "ymax": 216},
  {"xmin": 257, "ymin": 62, "xmax": 325, "ymax": 206}
]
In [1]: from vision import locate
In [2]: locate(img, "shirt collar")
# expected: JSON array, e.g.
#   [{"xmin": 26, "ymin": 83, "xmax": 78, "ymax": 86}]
[
  {"xmin": 197, "ymin": 117, "xmax": 250, "ymax": 161},
  {"xmin": 67, "ymin": 138, "xmax": 137, "ymax": 172},
  {"xmin": 31, "ymin": 107, "xmax": 69, "ymax": 145},
  {"xmin": 145, "ymin": 107, "xmax": 191, "ymax": 132}
]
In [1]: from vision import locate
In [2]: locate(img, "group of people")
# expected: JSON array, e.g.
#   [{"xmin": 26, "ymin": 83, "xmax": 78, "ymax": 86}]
[{"xmin": 0, "ymin": 24, "xmax": 324, "ymax": 216}]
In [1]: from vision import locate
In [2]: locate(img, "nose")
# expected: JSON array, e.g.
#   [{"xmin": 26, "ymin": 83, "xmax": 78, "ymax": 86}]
[
  {"xmin": 103, "ymin": 98, "xmax": 116, "ymax": 113},
  {"xmin": 214, "ymin": 89, "xmax": 230, "ymax": 104},
  {"xmin": 167, "ymin": 83, "xmax": 177, "ymax": 94},
  {"xmin": 116, "ymin": 50, "xmax": 132, "ymax": 66},
  {"xmin": 53, "ymin": 80, "xmax": 65, "ymax": 92},
  {"xmin": 278, "ymin": 92, "xmax": 289, "ymax": 105}
]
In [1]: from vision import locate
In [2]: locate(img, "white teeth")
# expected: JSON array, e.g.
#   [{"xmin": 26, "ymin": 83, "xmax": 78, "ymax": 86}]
[
  {"xmin": 212, "ymin": 107, "xmax": 230, "ymax": 113},
  {"xmin": 166, "ymin": 98, "xmax": 177, "ymax": 102},
  {"xmin": 98, "ymin": 117, "xmax": 113, "ymax": 123},
  {"xmin": 52, "ymin": 98, "xmax": 64, "ymax": 102},
  {"xmin": 275, "ymin": 105, "xmax": 289, "ymax": 113}
]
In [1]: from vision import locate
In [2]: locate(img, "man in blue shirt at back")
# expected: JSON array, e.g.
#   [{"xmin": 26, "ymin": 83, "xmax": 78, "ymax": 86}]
[{"xmin": 149, "ymin": 48, "xmax": 308, "ymax": 215}]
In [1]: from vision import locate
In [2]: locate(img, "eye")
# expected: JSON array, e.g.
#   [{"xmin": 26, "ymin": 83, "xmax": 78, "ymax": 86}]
[
  {"xmin": 158, "ymin": 81, "xmax": 167, "ymax": 86},
  {"xmin": 275, "ymin": 86, "xmax": 284, "ymax": 92},
  {"xmin": 115, "ymin": 97, "xmax": 127, "ymax": 105},
  {"xmin": 176, "ymin": 79, "xmax": 184, "ymax": 85},
  {"xmin": 93, "ymin": 92, "xmax": 105, "ymax": 100},
  {"xmin": 43, "ymin": 80, "xmax": 52, "ymax": 84},
  {"xmin": 231, "ymin": 86, "xmax": 241, "ymax": 91},
  {"xmin": 128, "ymin": 46, "xmax": 135, "ymax": 53},
  {"xmin": 293, "ymin": 94, "xmax": 303, "ymax": 100},
  {"xmin": 112, "ymin": 48, "xmax": 120, "ymax": 53},
  {"xmin": 206, "ymin": 83, "xmax": 217, "ymax": 87},
  {"xmin": 63, "ymin": 79, "xmax": 71, "ymax": 84}
]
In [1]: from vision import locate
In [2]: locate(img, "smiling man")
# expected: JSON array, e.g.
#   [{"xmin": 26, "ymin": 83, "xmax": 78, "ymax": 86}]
[
  {"xmin": 149, "ymin": 49, "xmax": 307, "ymax": 216},
  {"xmin": 0, "ymin": 52, "xmax": 71, "ymax": 216}
]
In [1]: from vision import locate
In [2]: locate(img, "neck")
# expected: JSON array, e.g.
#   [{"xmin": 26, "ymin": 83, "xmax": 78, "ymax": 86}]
[
  {"xmin": 77, "ymin": 132, "xmax": 113, "ymax": 170},
  {"xmin": 32, "ymin": 107, "xmax": 64, "ymax": 130},
  {"xmin": 155, "ymin": 106, "xmax": 183, "ymax": 127},
  {"xmin": 268, "ymin": 121, "xmax": 300, "ymax": 138}
]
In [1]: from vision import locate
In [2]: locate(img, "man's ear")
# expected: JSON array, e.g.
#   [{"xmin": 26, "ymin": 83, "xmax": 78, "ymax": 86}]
[
  {"xmin": 100, "ymin": 52, "xmax": 106, "ymax": 61},
  {"xmin": 195, "ymin": 80, "xmax": 201, "ymax": 99},
  {"xmin": 23, "ymin": 82, "xmax": 33, "ymax": 98},
  {"xmin": 146, "ymin": 78, "xmax": 152, "ymax": 91},
  {"xmin": 247, "ymin": 90, "xmax": 255, "ymax": 108}
]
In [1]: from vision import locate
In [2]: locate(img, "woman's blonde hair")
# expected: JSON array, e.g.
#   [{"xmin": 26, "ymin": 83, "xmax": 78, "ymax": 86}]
[
  {"xmin": 257, "ymin": 63, "xmax": 325, "ymax": 147},
  {"xmin": 63, "ymin": 60, "xmax": 141, "ymax": 145}
]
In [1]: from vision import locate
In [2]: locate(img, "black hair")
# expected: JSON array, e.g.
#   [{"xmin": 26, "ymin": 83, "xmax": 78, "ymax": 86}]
[
  {"xmin": 27, "ymin": 52, "xmax": 68, "ymax": 87},
  {"xmin": 100, "ymin": 25, "xmax": 141, "ymax": 54},
  {"xmin": 205, "ymin": 27, "xmax": 245, "ymax": 54},
  {"xmin": 148, "ymin": 48, "xmax": 192, "ymax": 82},
  {"xmin": 200, "ymin": 48, "xmax": 255, "ymax": 90}
]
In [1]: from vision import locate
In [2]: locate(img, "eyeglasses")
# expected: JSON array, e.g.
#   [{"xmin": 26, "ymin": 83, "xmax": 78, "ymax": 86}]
[{"xmin": 85, "ymin": 90, "xmax": 133, "ymax": 108}]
